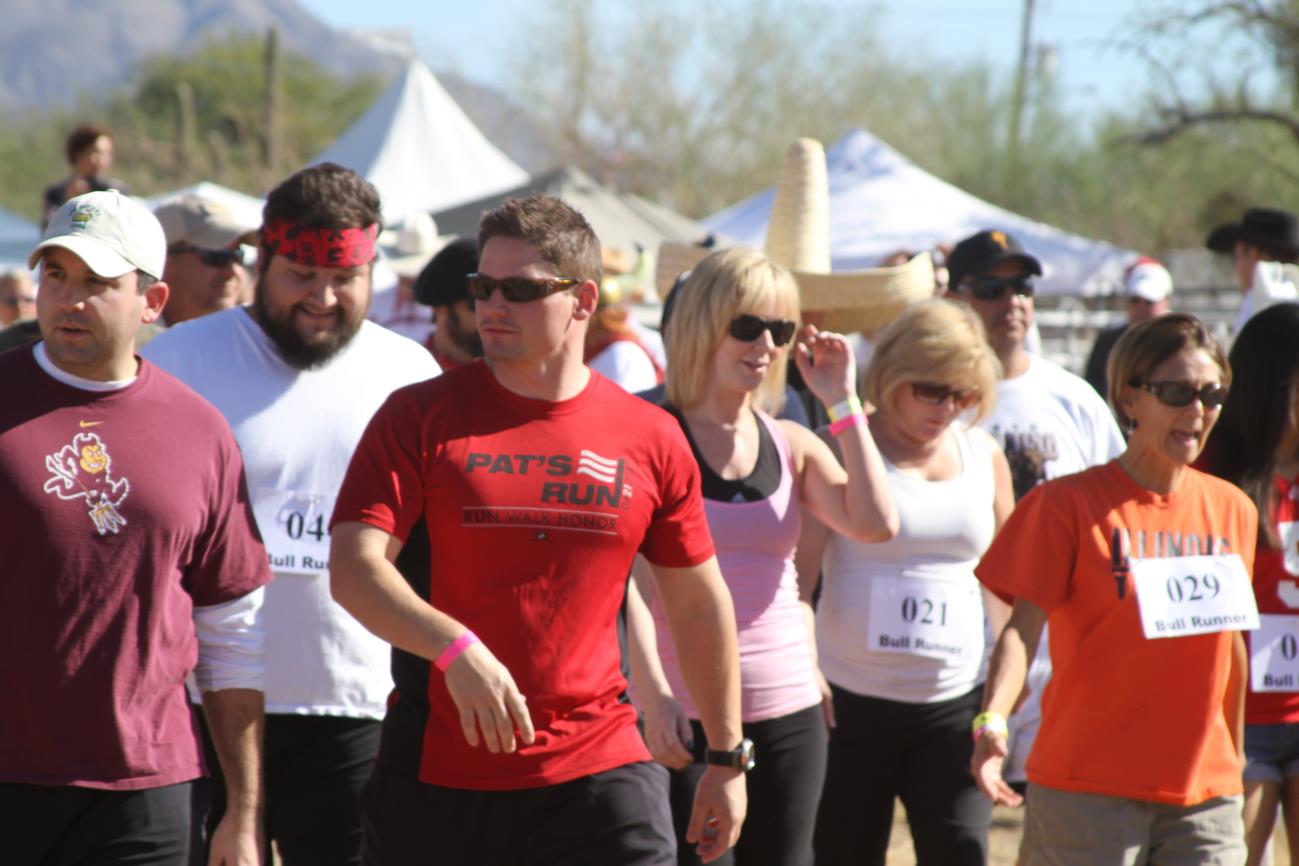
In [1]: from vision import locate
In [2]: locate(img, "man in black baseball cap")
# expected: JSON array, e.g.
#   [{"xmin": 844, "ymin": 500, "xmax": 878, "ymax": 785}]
[
  {"xmin": 946, "ymin": 229, "xmax": 1043, "ymax": 376},
  {"xmin": 414, "ymin": 236, "xmax": 482, "ymax": 369},
  {"xmin": 945, "ymin": 227, "xmax": 1124, "ymax": 795},
  {"xmin": 1205, "ymin": 207, "xmax": 1299, "ymax": 335}
]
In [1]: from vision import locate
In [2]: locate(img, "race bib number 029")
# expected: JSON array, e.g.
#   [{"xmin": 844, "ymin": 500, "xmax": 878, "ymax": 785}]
[
  {"xmin": 252, "ymin": 488, "xmax": 335, "ymax": 575},
  {"xmin": 867, "ymin": 576, "xmax": 984, "ymax": 662},
  {"xmin": 1132, "ymin": 554, "xmax": 1258, "ymax": 640}
]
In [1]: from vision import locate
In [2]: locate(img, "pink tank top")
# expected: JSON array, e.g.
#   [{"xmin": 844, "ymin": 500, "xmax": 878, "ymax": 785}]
[{"xmin": 650, "ymin": 412, "xmax": 822, "ymax": 722}]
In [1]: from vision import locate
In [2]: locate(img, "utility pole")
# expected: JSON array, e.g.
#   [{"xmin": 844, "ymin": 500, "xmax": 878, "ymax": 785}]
[
  {"xmin": 1007, "ymin": 0, "xmax": 1036, "ymax": 175},
  {"xmin": 262, "ymin": 26, "xmax": 282, "ymax": 184}
]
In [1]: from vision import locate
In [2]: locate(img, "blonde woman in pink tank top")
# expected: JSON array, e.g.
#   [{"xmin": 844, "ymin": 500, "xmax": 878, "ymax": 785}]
[{"xmin": 626, "ymin": 247, "xmax": 898, "ymax": 866}]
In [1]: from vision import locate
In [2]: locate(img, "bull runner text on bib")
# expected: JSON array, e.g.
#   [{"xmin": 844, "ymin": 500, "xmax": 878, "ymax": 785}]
[
  {"xmin": 867, "ymin": 575, "xmax": 985, "ymax": 662},
  {"xmin": 252, "ymin": 488, "xmax": 336, "ymax": 575},
  {"xmin": 1132, "ymin": 554, "xmax": 1258, "ymax": 640}
]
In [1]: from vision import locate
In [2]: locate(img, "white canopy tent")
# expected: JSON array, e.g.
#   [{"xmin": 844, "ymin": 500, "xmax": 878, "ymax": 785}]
[
  {"xmin": 0, "ymin": 207, "xmax": 39, "ymax": 269},
  {"xmin": 704, "ymin": 129, "xmax": 1134, "ymax": 296},
  {"xmin": 310, "ymin": 59, "xmax": 528, "ymax": 225}
]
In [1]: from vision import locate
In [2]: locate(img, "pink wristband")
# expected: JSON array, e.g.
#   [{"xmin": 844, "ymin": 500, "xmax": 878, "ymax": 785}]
[
  {"xmin": 828, "ymin": 412, "xmax": 866, "ymax": 437},
  {"xmin": 435, "ymin": 630, "xmax": 480, "ymax": 672}
]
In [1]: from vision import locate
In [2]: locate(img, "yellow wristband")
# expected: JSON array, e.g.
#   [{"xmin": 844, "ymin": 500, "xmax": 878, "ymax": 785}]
[
  {"xmin": 827, "ymin": 396, "xmax": 863, "ymax": 423},
  {"xmin": 971, "ymin": 711, "xmax": 1008, "ymax": 741}
]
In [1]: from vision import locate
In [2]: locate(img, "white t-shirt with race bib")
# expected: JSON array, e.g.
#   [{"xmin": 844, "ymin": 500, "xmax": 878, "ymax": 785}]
[
  {"xmin": 980, "ymin": 353, "xmax": 1125, "ymax": 780},
  {"xmin": 818, "ymin": 424, "xmax": 996, "ymax": 703},
  {"xmin": 144, "ymin": 307, "xmax": 440, "ymax": 718}
]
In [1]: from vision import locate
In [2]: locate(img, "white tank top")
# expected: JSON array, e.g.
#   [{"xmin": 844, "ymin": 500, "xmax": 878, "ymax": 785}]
[{"xmin": 817, "ymin": 423, "xmax": 996, "ymax": 703}]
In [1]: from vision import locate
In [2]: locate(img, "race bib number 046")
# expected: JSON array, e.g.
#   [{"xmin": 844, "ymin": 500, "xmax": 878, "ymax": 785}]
[
  {"xmin": 1132, "ymin": 554, "xmax": 1258, "ymax": 640},
  {"xmin": 867, "ymin": 575, "xmax": 985, "ymax": 662},
  {"xmin": 252, "ymin": 488, "xmax": 336, "ymax": 575}
]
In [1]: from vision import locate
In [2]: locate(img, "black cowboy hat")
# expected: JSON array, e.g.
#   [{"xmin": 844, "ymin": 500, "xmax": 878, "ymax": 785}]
[{"xmin": 1205, "ymin": 208, "xmax": 1299, "ymax": 259}]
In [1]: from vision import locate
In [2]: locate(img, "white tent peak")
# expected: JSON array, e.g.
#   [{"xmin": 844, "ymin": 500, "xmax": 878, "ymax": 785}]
[
  {"xmin": 310, "ymin": 59, "xmax": 528, "ymax": 224},
  {"xmin": 705, "ymin": 128, "xmax": 1135, "ymax": 296}
]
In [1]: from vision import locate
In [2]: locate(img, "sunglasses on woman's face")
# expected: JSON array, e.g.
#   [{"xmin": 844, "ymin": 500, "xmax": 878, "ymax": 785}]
[
  {"xmin": 910, "ymin": 382, "xmax": 981, "ymax": 409},
  {"xmin": 466, "ymin": 273, "xmax": 580, "ymax": 303},
  {"xmin": 729, "ymin": 314, "xmax": 796, "ymax": 347},
  {"xmin": 1131, "ymin": 380, "xmax": 1228, "ymax": 409}
]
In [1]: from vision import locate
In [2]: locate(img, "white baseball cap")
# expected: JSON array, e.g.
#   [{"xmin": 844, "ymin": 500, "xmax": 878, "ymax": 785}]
[
  {"xmin": 30, "ymin": 189, "xmax": 166, "ymax": 280},
  {"xmin": 1124, "ymin": 257, "xmax": 1173, "ymax": 303}
]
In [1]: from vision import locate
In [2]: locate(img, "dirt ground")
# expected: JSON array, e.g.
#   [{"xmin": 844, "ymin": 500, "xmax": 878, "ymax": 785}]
[{"xmin": 885, "ymin": 800, "xmax": 1291, "ymax": 865}]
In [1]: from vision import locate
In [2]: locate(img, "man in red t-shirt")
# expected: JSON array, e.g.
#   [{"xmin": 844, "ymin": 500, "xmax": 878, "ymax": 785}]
[
  {"xmin": 0, "ymin": 190, "xmax": 271, "ymax": 865},
  {"xmin": 330, "ymin": 194, "xmax": 747, "ymax": 865}
]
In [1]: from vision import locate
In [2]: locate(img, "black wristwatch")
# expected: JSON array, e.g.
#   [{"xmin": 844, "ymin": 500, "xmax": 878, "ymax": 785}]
[{"xmin": 705, "ymin": 738, "xmax": 756, "ymax": 772}]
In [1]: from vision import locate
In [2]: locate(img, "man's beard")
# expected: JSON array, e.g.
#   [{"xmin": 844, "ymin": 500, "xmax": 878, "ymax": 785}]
[
  {"xmin": 447, "ymin": 308, "xmax": 484, "ymax": 359},
  {"xmin": 253, "ymin": 291, "xmax": 365, "ymax": 371}
]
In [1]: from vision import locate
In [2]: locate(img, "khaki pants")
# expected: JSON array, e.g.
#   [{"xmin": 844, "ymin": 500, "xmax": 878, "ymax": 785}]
[{"xmin": 1021, "ymin": 784, "xmax": 1246, "ymax": 866}]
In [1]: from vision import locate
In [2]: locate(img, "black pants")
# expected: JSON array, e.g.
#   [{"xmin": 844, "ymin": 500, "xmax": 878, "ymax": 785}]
[
  {"xmin": 199, "ymin": 712, "xmax": 381, "ymax": 866},
  {"xmin": 813, "ymin": 684, "xmax": 990, "ymax": 866},
  {"xmin": 0, "ymin": 779, "xmax": 208, "ymax": 866},
  {"xmin": 361, "ymin": 760, "xmax": 676, "ymax": 866},
  {"xmin": 667, "ymin": 704, "xmax": 827, "ymax": 866}
]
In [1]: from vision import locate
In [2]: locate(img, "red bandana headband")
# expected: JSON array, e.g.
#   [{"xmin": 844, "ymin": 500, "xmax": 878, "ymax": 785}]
[{"xmin": 261, "ymin": 218, "xmax": 378, "ymax": 268}]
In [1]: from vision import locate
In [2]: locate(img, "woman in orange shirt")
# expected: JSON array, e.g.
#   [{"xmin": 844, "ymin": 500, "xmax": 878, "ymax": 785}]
[{"xmin": 971, "ymin": 313, "xmax": 1259, "ymax": 865}]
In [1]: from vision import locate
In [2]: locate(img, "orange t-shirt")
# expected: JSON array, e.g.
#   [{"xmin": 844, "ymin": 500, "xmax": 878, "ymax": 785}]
[{"xmin": 977, "ymin": 461, "xmax": 1258, "ymax": 806}]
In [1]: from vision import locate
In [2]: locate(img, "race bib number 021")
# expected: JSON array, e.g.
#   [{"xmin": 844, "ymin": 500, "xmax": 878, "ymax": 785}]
[
  {"xmin": 252, "ymin": 488, "xmax": 335, "ymax": 575},
  {"xmin": 867, "ymin": 575, "xmax": 984, "ymax": 662},
  {"xmin": 1132, "ymin": 554, "xmax": 1258, "ymax": 640}
]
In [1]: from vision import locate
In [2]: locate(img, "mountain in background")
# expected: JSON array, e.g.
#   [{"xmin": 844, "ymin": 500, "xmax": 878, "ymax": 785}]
[{"xmin": 0, "ymin": 0, "xmax": 558, "ymax": 172}]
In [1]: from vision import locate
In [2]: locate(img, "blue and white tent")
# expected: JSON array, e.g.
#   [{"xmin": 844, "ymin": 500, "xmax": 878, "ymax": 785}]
[{"xmin": 0, "ymin": 207, "xmax": 38, "ymax": 270}]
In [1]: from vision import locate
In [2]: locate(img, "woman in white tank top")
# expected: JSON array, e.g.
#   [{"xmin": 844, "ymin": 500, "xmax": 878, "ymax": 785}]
[{"xmin": 804, "ymin": 300, "xmax": 1015, "ymax": 866}]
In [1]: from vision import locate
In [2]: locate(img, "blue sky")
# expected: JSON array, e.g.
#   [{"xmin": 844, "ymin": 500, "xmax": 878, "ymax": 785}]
[{"xmin": 297, "ymin": 0, "xmax": 1216, "ymax": 120}]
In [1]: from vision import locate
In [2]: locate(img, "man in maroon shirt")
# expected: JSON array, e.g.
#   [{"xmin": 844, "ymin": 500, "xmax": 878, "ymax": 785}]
[
  {"xmin": 0, "ymin": 189, "xmax": 271, "ymax": 866},
  {"xmin": 330, "ymin": 195, "xmax": 748, "ymax": 865}
]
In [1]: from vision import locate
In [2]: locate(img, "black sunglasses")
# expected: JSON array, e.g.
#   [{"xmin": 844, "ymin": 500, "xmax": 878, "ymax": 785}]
[
  {"xmin": 963, "ymin": 275, "xmax": 1035, "ymax": 301},
  {"xmin": 466, "ymin": 273, "xmax": 580, "ymax": 303},
  {"xmin": 911, "ymin": 382, "xmax": 981, "ymax": 410},
  {"xmin": 729, "ymin": 314, "xmax": 796, "ymax": 347},
  {"xmin": 169, "ymin": 245, "xmax": 248, "ymax": 268},
  {"xmin": 1130, "ymin": 380, "xmax": 1228, "ymax": 409}
]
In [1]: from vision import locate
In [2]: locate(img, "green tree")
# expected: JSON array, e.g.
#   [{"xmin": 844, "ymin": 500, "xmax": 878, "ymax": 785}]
[{"xmin": 0, "ymin": 30, "xmax": 383, "ymax": 221}]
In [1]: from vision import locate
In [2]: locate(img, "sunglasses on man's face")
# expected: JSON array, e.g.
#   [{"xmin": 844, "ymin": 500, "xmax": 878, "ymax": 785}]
[
  {"xmin": 910, "ymin": 382, "xmax": 981, "ymax": 410},
  {"xmin": 728, "ymin": 314, "xmax": 797, "ymax": 347},
  {"xmin": 466, "ymin": 273, "xmax": 580, "ymax": 303},
  {"xmin": 962, "ymin": 275, "xmax": 1035, "ymax": 302},
  {"xmin": 169, "ymin": 245, "xmax": 249, "ymax": 268},
  {"xmin": 1130, "ymin": 380, "xmax": 1228, "ymax": 409}
]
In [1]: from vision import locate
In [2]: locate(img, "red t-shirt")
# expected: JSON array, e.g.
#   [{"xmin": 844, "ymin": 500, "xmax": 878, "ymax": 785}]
[
  {"xmin": 1246, "ymin": 473, "xmax": 1299, "ymax": 724},
  {"xmin": 977, "ymin": 461, "xmax": 1258, "ymax": 806},
  {"xmin": 331, "ymin": 361, "xmax": 715, "ymax": 790},
  {"xmin": 0, "ymin": 347, "xmax": 271, "ymax": 790}
]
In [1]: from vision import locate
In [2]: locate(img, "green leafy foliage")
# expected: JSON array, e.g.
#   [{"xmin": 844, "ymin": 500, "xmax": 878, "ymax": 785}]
[{"xmin": 0, "ymin": 31, "xmax": 382, "ymax": 221}]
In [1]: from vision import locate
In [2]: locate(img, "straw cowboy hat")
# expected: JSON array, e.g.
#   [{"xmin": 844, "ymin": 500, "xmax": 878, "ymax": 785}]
[{"xmin": 656, "ymin": 138, "xmax": 934, "ymax": 332}]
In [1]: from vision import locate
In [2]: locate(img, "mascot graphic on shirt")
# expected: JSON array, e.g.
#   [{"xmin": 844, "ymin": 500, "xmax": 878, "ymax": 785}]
[{"xmin": 43, "ymin": 431, "xmax": 130, "ymax": 535}]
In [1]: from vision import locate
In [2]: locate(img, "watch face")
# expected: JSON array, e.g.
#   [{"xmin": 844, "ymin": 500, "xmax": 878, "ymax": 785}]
[{"xmin": 739, "ymin": 738, "xmax": 756, "ymax": 772}]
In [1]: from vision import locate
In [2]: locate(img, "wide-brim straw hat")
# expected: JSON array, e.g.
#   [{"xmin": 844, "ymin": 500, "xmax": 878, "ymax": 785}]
[{"xmin": 656, "ymin": 137, "xmax": 933, "ymax": 332}]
